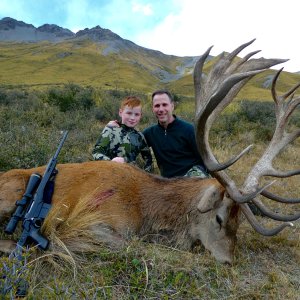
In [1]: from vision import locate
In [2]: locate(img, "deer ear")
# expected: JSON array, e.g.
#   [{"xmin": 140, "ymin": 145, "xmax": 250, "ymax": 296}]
[{"xmin": 197, "ymin": 185, "xmax": 223, "ymax": 213}]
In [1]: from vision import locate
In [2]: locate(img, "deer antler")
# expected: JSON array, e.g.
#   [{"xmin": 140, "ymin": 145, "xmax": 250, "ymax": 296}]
[
  {"xmin": 243, "ymin": 69, "xmax": 300, "ymax": 187},
  {"xmin": 194, "ymin": 39, "xmax": 300, "ymax": 235}
]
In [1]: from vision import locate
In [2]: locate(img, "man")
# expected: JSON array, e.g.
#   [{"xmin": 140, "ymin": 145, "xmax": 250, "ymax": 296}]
[{"xmin": 143, "ymin": 90, "xmax": 208, "ymax": 178}]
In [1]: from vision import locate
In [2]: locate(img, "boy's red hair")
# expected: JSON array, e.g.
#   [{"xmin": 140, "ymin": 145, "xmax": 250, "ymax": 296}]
[{"xmin": 120, "ymin": 96, "xmax": 142, "ymax": 109}]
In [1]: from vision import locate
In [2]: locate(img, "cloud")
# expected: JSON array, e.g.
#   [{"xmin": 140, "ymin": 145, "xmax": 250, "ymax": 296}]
[
  {"xmin": 133, "ymin": 0, "xmax": 300, "ymax": 72},
  {"xmin": 131, "ymin": 2, "xmax": 153, "ymax": 16}
]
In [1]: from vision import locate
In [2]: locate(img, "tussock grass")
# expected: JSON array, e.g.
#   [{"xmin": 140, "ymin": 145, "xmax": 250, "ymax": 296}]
[
  {"xmin": 0, "ymin": 84, "xmax": 299, "ymax": 299},
  {"xmin": 5, "ymin": 224, "xmax": 297, "ymax": 299}
]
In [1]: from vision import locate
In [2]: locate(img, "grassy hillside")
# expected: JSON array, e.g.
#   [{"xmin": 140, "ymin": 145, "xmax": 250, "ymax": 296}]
[
  {"xmin": 1, "ymin": 39, "xmax": 300, "ymax": 100},
  {"xmin": 0, "ymin": 81, "xmax": 299, "ymax": 298},
  {"xmin": 0, "ymin": 40, "xmax": 299, "ymax": 299},
  {"xmin": 0, "ymin": 40, "xmax": 157, "ymax": 92},
  {"xmin": 0, "ymin": 39, "xmax": 196, "ymax": 94}
]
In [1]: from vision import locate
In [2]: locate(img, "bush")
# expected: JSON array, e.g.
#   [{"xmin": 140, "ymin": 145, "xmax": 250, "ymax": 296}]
[
  {"xmin": 45, "ymin": 83, "xmax": 96, "ymax": 112},
  {"xmin": 211, "ymin": 100, "xmax": 277, "ymax": 141},
  {"xmin": 0, "ymin": 87, "xmax": 97, "ymax": 170}
]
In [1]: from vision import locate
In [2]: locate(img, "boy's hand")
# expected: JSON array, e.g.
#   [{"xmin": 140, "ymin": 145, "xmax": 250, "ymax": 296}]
[
  {"xmin": 112, "ymin": 157, "xmax": 125, "ymax": 163},
  {"xmin": 107, "ymin": 120, "xmax": 119, "ymax": 127}
]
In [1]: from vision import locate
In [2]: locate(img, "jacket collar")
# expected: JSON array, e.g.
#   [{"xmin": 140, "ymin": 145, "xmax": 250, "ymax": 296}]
[
  {"xmin": 119, "ymin": 121, "xmax": 135, "ymax": 131},
  {"xmin": 158, "ymin": 115, "xmax": 178, "ymax": 130}
]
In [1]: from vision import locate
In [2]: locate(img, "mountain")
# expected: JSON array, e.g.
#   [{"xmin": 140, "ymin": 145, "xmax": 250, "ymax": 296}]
[
  {"xmin": 0, "ymin": 17, "xmax": 299, "ymax": 98},
  {"xmin": 0, "ymin": 17, "xmax": 74, "ymax": 42},
  {"xmin": 0, "ymin": 17, "xmax": 204, "ymax": 93}
]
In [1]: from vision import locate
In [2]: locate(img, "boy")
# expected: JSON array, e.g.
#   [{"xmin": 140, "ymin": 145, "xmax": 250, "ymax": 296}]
[{"xmin": 92, "ymin": 96, "xmax": 152, "ymax": 172}]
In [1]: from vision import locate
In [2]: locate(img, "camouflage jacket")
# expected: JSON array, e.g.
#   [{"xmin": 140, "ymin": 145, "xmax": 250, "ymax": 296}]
[{"xmin": 92, "ymin": 123, "xmax": 153, "ymax": 172}]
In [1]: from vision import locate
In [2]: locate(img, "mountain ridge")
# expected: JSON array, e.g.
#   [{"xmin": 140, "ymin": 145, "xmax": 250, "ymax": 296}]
[
  {"xmin": 0, "ymin": 17, "xmax": 299, "ymax": 97},
  {"xmin": 0, "ymin": 17, "xmax": 204, "ymax": 90},
  {"xmin": 0, "ymin": 17, "xmax": 197, "ymax": 61},
  {"xmin": 0, "ymin": 17, "xmax": 74, "ymax": 42}
]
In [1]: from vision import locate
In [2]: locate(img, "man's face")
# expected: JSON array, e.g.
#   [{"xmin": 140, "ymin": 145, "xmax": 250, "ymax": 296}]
[
  {"xmin": 152, "ymin": 93, "xmax": 174, "ymax": 126},
  {"xmin": 119, "ymin": 105, "xmax": 142, "ymax": 128}
]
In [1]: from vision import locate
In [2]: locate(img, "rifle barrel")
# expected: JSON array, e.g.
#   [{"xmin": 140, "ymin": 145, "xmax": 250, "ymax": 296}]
[{"xmin": 53, "ymin": 131, "xmax": 68, "ymax": 159}]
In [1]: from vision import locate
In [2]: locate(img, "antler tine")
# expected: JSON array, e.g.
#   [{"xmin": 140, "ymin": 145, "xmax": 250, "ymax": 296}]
[
  {"xmin": 195, "ymin": 40, "xmax": 287, "ymax": 121},
  {"xmin": 233, "ymin": 50, "xmax": 261, "ymax": 71},
  {"xmin": 240, "ymin": 204, "xmax": 294, "ymax": 236},
  {"xmin": 194, "ymin": 45, "xmax": 213, "ymax": 113},
  {"xmin": 264, "ymin": 168, "xmax": 300, "ymax": 178},
  {"xmin": 272, "ymin": 68, "xmax": 300, "ymax": 103},
  {"xmin": 251, "ymin": 199, "xmax": 300, "ymax": 221},
  {"xmin": 241, "ymin": 64, "xmax": 300, "ymax": 225},
  {"xmin": 226, "ymin": 39, "xmax": 256, "ymax": 61},
  {"xmin": 282, "ymin": 83, "xmax": 300, "ymax": 100},
  {"xmin": 208, "ymin": 144, "xmax": 253, "ymax": 172},
  {"xmin": 261, "ymin": 190, "xmax": 300, "ymax": 204},
  {"xmin": 204, "ymin": 40, "xmax": 257, "ymax": 90},
  {"xmin": 272, "ymin": 69, "xmax": 300, "ymax": 121},
  {"xmin": 244, "ymin": 70, "xmax": 300, "ymax": 191}
]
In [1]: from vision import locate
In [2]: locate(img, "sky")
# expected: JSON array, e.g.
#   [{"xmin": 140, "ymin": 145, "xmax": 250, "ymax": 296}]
[{"xmin": 1, "ymin": 0, "xmax": 300, "ymax": 72}]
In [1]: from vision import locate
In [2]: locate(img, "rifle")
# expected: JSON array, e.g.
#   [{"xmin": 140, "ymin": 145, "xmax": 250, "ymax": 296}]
[
  {"xmin": 2, "ymin": 131, "xmax": 68, "ymax": 297},
  {"xmin": 5, "ymin": 130, "xmax": 68, "ymax": 250}
]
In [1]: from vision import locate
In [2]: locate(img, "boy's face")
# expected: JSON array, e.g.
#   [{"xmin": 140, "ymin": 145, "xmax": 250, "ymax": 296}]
[{"xmin": 119, "ymin": 105, "xmax": 142, "ymax": 128}]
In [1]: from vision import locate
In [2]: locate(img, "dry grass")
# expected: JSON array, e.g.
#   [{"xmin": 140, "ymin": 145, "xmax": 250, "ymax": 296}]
[
  {"xmin": 0, "ymin": 65, "xmax": 299, "ymax": 298},
  {"xmin": 1, "ymin": 140, "xmax": 298, "ymax": 299},
  {"xmin": 12, "ymin": 218, "xmax": 298, "ymax": 299}
]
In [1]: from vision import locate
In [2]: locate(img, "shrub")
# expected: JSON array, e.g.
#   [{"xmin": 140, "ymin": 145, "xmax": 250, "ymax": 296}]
[
  {"xmin": 211, "ymin": 100, "xmax": 277, "ymax": 141},
  {"xmin": 45, "ymin": 83, "xmax": 96, "ymax": 112}
]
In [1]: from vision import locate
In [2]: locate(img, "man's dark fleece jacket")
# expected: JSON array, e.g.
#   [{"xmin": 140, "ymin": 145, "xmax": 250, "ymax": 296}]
[{"xmin": 143, "ymin": 116, "xmax": 205, "ymax": 178}]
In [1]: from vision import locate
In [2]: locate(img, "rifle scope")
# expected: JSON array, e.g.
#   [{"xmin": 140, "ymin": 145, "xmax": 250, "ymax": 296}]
[{"xmin": 5, "ymin": 173, "xmax": 42, "ymax": 234}]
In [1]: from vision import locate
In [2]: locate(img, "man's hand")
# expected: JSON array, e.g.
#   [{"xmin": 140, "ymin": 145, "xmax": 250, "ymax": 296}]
[
  {"xmin": 107, "ymin": 120, "xmax": 119, "ymax": 127},
  {"xmin": 112, "ymin": 157, "xmax": 125, "ymax": 163}
]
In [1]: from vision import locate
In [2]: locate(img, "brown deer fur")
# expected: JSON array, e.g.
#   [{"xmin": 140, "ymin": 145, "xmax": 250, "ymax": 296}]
[{"xmin": 0, "ymin": 161, "xmax": 240, "ymax": 264}]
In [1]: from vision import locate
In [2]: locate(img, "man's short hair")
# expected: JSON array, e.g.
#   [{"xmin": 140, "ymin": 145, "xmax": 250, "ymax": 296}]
[
  {"xmin": 151, "ymin": 90, "xmax": 173, "ymax": 102},
  {"xmin": 120, "ymin": 96, "xmax": 142, "ymax": 109}
]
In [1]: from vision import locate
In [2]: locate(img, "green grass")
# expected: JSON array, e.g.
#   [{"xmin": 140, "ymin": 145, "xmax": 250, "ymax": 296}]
[
  {"xmin": 0, "ymin": 42, "xmax": 299, "ymax": 298},
  {"xmin": 0, "ymin": 39, "xmax": 197, "ymax": 94},
  {"xmin": 0, "ymin": 88, "xmax": 299, "ymax": 298},
  {"xmin": 0, "ymin": 40, "xmax": 158, "ymax": 91}
]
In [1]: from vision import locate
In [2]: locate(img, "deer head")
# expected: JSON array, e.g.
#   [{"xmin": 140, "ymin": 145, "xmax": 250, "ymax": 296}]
[{"xmin": 194, "ymin": 39, "xmax": 300, "ymax": 236}]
